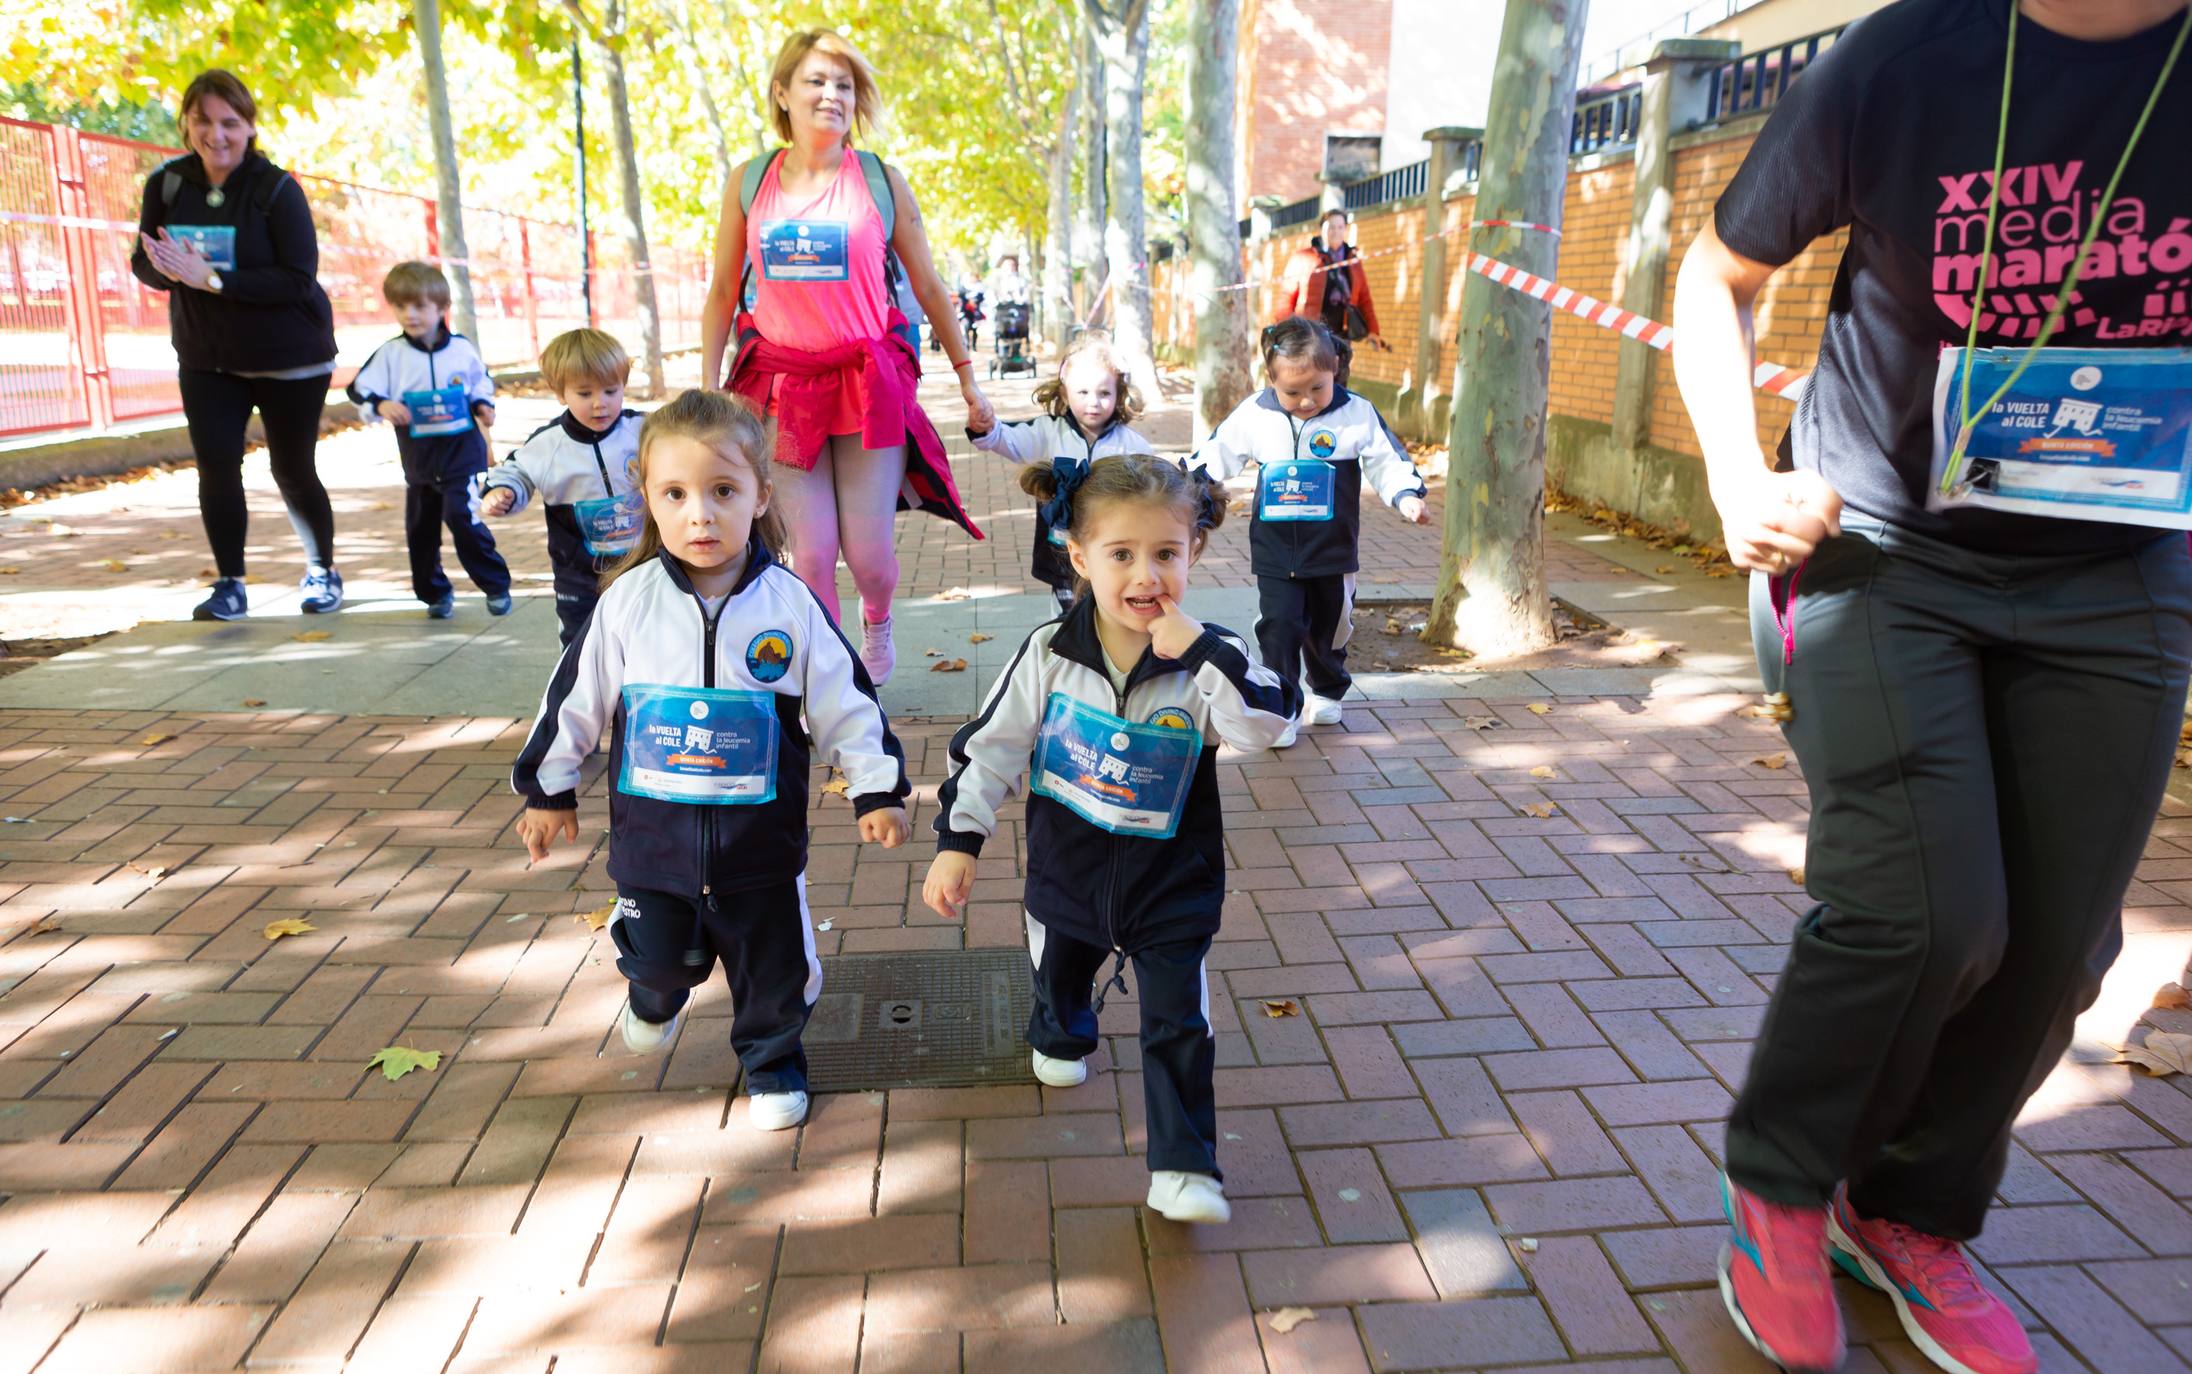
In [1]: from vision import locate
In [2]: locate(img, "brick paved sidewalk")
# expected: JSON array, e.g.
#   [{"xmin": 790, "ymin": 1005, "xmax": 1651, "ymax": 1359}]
[{"xmin": 1, "ymin": 360, "xmax": 2189, "ymax": 1372}]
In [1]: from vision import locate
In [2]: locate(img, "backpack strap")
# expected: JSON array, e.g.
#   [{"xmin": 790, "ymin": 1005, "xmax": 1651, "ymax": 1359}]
[
  {"xmin": 156, "ymin": 156, "xmax": 289, "ymax": 216},
  {"xmin": 853, "ymin": 149, "xmax": 895, "ymax": 241},
  {"xmin": 738, "ymin": 149, "xmax": 781, "ymax": 215}
]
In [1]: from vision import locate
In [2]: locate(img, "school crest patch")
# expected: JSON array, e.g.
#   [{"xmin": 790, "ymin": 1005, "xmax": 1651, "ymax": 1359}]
[
  {"xmin": 1308, "ymin": 429, "xmax": 1338, "ymax": 459},
  {"xmin": 746, "ymin": 629, "xmax": 794, "ymax": 683},
  {"xmin": 1146, "ymin": 705, "xmax": 1195, "ymax": 731}
]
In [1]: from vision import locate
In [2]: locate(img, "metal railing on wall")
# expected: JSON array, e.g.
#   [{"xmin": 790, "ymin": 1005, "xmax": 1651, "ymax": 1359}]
[
  {"xmin": 1572, "ymin": 84, "xmax": 1643, "ymax": 156},
  {"xmin": 0, "ymin": 116, "xmax": 709, "ymax": 441},
  {"xmin": 1702, "ymin": 25, "xmax": 1845, "ymax": 125}
]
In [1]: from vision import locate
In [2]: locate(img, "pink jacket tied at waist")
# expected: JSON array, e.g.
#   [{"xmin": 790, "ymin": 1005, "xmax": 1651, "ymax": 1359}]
[{"xmin": 727, "ymin": 312, "xmax": 983, "ymax": 540}]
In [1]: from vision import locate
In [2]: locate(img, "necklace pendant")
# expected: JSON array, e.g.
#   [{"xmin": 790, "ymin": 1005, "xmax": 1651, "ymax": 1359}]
[{"xmin": 205, "ymin": 188, "xmax": 225, "ymax": 208}]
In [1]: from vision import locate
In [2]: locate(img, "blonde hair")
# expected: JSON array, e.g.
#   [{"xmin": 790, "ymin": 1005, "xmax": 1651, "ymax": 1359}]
[
  {"xmin": 769, "ymin": 30, "xmax": 884, "ymax": 144},
  {"xmin": 540, "ymin": 328, "xmax": 632, "ymax": 393},
  {"xmin": 605, "ymin": 390, "xmax": 788, "ymax": 588},
  {"xmin": 382, "ymin": 260, "xmax": 451, "ymax": 309},
  {"xmin": 1032, "ymin": 330, "xmax": 1145, "ymax": 426}
]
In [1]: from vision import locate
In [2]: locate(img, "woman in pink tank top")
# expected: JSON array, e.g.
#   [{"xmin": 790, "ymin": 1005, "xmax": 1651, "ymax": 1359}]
[{"xmin": 701, "ymin": 28, "xmax": 993, "ymax": 687}]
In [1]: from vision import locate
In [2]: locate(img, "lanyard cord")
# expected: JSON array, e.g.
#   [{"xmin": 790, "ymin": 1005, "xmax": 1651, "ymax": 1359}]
[{"xmin": 1942, "ymin": 1, "xmax": 2192, "ymax": 493}]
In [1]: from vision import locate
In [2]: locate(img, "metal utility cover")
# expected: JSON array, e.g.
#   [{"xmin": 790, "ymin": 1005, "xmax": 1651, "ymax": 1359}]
[{"xmin": 803, "ymin": 949, "xmax": 1036, "ymax": 1091}]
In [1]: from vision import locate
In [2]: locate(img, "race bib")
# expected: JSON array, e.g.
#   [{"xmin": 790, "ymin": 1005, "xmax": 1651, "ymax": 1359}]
[
  {"xmin": 572, "ymin": 489, "xmax": 644, "ymax": 560},
  {"xmin": 618, "ymin": 685, "xmax": 779, "ymax": 804},
  {"xmin": 404, "ymin": 383, "xmax": 474, "ymax": 439},
  {"xmin": 168, "ymin": 224, "xmax": 236, "ymax": 271},
  {"xmin": 757, "ymin": 218, "xmax": 850, "ymax": 282},
  {"xmin": 1930, "ymin": 346, "xmax": 2192, "ymax": 528},
  {"xmin": 1028, "ymin": 694, "xmax": 1201, "ymax": 839},
  {"xmin": 1260, "ymin": 460, "xmax": 1336, "ymax": 521}
]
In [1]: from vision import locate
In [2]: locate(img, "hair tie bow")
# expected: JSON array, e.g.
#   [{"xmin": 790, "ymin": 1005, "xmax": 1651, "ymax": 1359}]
[
  {"xmin": 1041, "ymin": 455, "xmax": 1087, "ymax": 533},
  {"xmin": 1190, "ymin": 465, "xmax": 1223, "ymax": 530}
]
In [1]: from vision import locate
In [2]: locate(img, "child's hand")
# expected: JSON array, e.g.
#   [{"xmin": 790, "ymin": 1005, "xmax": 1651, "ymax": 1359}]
[
  {"xmin": 473, "ymin": 401, "xmax": 496, "ymax": 427},
  {"xmin": 962, "ymin": 380, "xmax": 996, "ymax": 434},
  {"xmin": 379, "ymin": 399, "xmax": 413, "ymax": 426},
  {"xmin": 923, "ymin": 851, "xmax": 976, "ymax": 919},
  {"xmin": 516, "ymin": 806, "xmax": 579, "ymax": 863},
  {"xmin": 1397, "ymin": 494, "xmax": 1429, "ymax": 525},
  {"xmin": 860, "ymin": 806, "xmax": 909, "ymax": 848},
  {"xmin": 480, "ymin": 486, "xmax": 516, "ymax": 518},
  {"xmin": 1148, "ymin": 595, "xmax": 1205, "ymax": 660}
]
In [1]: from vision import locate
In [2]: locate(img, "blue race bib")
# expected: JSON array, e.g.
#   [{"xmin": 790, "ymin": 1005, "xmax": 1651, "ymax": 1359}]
[
  {"xmin": 618, "ymin": 685, "xmax": 779, "ymax": 804},
  {"xmin": 1260, "ymin": 459, "xmax": 1336, "ymax": 521},
  {"xmin": 168, "ymin": 224, "xmax": 236, "ymax": 271},
  {"xmin": 1028, "ymin": 694, "xmax": 1201, "ymax": 839},
  {"xmin": 758, "ymin": 218, "xmax": 850, "ymax": 282},
  {"xmin": 1930, "ymin": 346, "xmax": 2192, "ymax": 528},
  {"xmin": 404, "ymin": 383, "xmax": 473, "ymax": 438},
  {"xmin": 572, "ymin": 489, "xmax": 644, "ymax": 560}
]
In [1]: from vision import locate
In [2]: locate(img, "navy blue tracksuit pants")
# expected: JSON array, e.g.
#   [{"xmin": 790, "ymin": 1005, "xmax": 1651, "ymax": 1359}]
[
  {"xmin": 1025, "ymin": 913, "xmax": 1220, "ymax": 1179},
  {"xmin": 407, "ymin": 473, "xmax": 510, "ymax": 606}
]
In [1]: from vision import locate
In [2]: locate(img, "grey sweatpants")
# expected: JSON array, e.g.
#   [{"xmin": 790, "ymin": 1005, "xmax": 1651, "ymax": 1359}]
[{"xmin": 1727, "ymin": 516, "xmax": 2192, "ymax": 1239}]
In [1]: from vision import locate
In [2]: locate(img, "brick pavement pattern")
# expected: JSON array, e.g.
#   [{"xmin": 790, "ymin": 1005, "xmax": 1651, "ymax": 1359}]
[{"xmin": 2, "ymin": 363, "xmax": 2189, "ymax": 1372}]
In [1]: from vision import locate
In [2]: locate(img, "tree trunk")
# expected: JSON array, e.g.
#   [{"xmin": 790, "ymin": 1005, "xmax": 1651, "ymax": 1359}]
[
  {"xmin": 1086, "ymin": 0, "xmax": 1157, "ymax": 399},
  {"xmin": 669, "ymin": 0, "xmax": 736, "ymax": 197},
  {"xmin": 1041, "ymin": 85, "xmax": 1075, "ymax": 351},
  {"xmin": 414, "ymin": 0, "xmax": 477, "ymax": 341},
  {"xmin": 1073, "ymin": 20, "xmax": 1107, "ymax": 330},
  {"xmin": 1424, "ymin": 0, "xmax": 1588, "ymax": 658},
  {"xmin": 1185, "ymin": 0, "xmax": 1250, "ymax": 443},
  {"xmin": 578, "ymin": 0, "xmax": 665, "ymax": 395}
]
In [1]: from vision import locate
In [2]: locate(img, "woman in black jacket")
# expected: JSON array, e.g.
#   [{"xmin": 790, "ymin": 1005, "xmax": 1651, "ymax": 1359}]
[{"xmin": 131, "ymin": 69, "xmax": 344, "ymax": 621}]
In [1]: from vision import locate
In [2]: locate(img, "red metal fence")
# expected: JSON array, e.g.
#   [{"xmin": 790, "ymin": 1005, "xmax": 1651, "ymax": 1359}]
[{"xmin": 0, "ymin": 117, "xmax": 710, "ymax": 440}]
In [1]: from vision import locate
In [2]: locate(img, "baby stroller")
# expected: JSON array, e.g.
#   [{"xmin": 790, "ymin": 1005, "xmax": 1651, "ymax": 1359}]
[
  {"xmin": 958, "ymin": 287, "xmax": 986, "ymax": 352},
  {"xmin": 988, "ymin": 301, "xmax": 1035, "ymax": 379}
]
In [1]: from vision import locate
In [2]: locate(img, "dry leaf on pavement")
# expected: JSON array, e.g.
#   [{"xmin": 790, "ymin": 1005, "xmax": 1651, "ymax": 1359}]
[
  {"xmin": 27, "ymin": 917, "xmax": 60, "ymax": 935},
  {"xmin": 293, "ymin": 630, "xmax": 332, "ymax": 643},
  {"xmin": 820, "ymin": 773, "xmax": 850, "ymax": 796},
  {"xmin": 1753, "ymin": 753, "xmax": 1789, "ymax": 770},
  {"xmin": 1788, "ymin": 867, "xmax": 1806, "ymax": 886},
  {"xmin": 241, "ymin": 699, "xmax": 267, "ymax": 707},
  {"xmin": 577, "ymin": 903, "xmax": 615, "ymax": 932},
  {"xmin": 2154, "ymin": 982, "xmax": 2190, "ymax": 1010},
  {"xmin": 924, "ymin": 648, "xmax": 943, "ymax": 656},
  {"xmin": 0, "ymin": 567, "xmax": 17, "ymax": 575},
  {"xmin": 1267, "ymin": 1307, "xmax": 1316, "ymax": 1334},
  {"xmin": 936, "ymin": 586, "xmax": 972, "ymax": 601},
  {"xmin": 98, "ymin": 558, "xmax": 127, "ymax": 572},
  {"xmin": 367, "ymin": 1046, "xmax": 442, "ymax": 1082},
  {"xmin": 1518, "ymin": 803, "xmax": 1558, "ymax": 819},
  {"xmin": 969, "ymin": 632, "xmax": 993, "ymax": 644},
  {"xmin": 1464, "ymin": 716, "xmax": 1502, "ymax": 731},
  {"xmin": 139, "ymin": 732, "xmax": 174, "ymax": 746},
  {"xmin": 1525, "ymin": 703, "xmax": 1552, "ymax": 716},
  {"xmin": 2112, "ymin": 1032, "xmax": 2192, "ymax": 1077},
  {"xmin": 126, "ymin": 861, "xmax": 166, "ymax": 879},
  {"xmin": 1260, "ymin": 999, "xmax": 1299, "ymax": 1018},
  {"xmin": 931, "ymin": 658, "xmax": 968, "ymax": 673},
  {"xmin": 1528, "ymin": 766, "xmax": 1555, "ymax": 779},
  {"xmin": 262, "ymin": 918, "xmax": 316, "ymax": 940}
]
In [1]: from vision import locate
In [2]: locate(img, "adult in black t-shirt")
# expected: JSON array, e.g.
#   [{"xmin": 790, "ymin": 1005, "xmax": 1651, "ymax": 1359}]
[
  {"xmin": 1672, "ymin": 3, "xmax": 2192, "ymax": 1371},
  {"xmin": 131, "ymin": 69, "xmax": 343, "ymax": 623}
]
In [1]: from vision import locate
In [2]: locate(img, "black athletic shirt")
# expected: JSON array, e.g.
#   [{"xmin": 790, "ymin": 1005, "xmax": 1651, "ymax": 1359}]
[{"xmin": 1714, "ymin": 0, "xmax": 2192, "ymax": 554}]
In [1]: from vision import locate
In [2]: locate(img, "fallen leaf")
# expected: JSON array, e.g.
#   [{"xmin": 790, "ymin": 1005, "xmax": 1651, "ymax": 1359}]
[
  {"xmin": 1740, "ymin": 693, "xmax": 1794, "ymax": 723},
  {"xmin": 2154, "ymin": 982, "xmax": 2190, "ymax": 1010},
  {"xmin": 969, "ymin": 632, "xmax": 993, "ymax": 644},
  {"xmin": 1528, "ymin": 766, "xmax": 1556, "ymax": 779},
  {"xmin": 936, "ymin": 586, "xmax": 972, "ymax": 602},
  {"xmin": 293, "ymin": 630, "xmax": 332, "ymax": 643},
  {"xmin": 1260, "ymin": 999, "xmax": 1299, "ymax": 1018},
  {"xmin": 1753, "ymin": 753, "xmax": 1789, "ymax": 770},
  {"xmin": 2112, "ymin": 1032, "xmax": 2192, "ymax": 1077},
  {"xmin": 126, "ymin": 861, "xmax": 167, "ymax": 879},
  {"xmin": 27, "ymin": 917, "xmax": 60, "ymax": 935},
  {"xmin": 820, "ymin": 773, "xmax": 850, "ymax": 796},
  {"xmin": 1519, "ymin": 803, "xmax": 1559, "ymax": 819},
  {"xmin": 1267, "ymin": 1307, "xmax": 1316, "ymax": 1334},
  {"xmin": 1517, "ymin": 1237, "xmax": 1540, "ymax": 1253},
  {"xmin": 576, "ymin": 903, "xmax": 615, "ymax": 932},
  {"xmin": 262, "ymin": 918, "xmax": 316, "ymax": 940},
  {"xmin": 241, "ymin": 699, "xmax": 267, "ymax": 708},
  {"xmin": 1525, "ymin": 703, "xmax": 1552, "ymax": 716},
  {"xmin": 98, "ymin": 558, "xmax": 127, "ymax": 572},
  {"xmin": 0, "ymin": 566, "xmax": 18, "ymax": 575},
  {"xmin": 1787, "ymin": 867, "xmax": 1806, "ymax": 886},
  {"xmin": 367, "ymin": 1046, "xmax": 442, "ymax": 1082},
  {"xmin": 1654, "ymin": 565, "xmax": 1676, "ymax": 574},
  {"xmin": 1464, "ymin": 716, "xmax": 1501, "ymax": 731},
  {"xmin": 924, "ymin": 648, "xmax": 944, "ymax": 657},
  {"xmin": 931, "ymin": 658, "xmax": 968, "ymax": 673},
  {"xmin": 369, "ymin": 501, "xmax": 395, "ymax": 511},
  {"xmin": 139, "ymin": 732, "xmax": 174, "ymax": 746},
  {"xmin": 816, "ymin": 919, "xmax": 833, "ymax": 932}
]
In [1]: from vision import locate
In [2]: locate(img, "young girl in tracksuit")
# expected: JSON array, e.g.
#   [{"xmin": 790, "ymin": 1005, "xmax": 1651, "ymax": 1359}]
[
  {"xmin": 1195, "ymin": 316, "xmax": 1429, "ymax": 745},
  {"xmin": 481, "ymin": 329, "xmax": 644, "ymax": 645},
  {"xmin": 922, "ymin": 455, "xmax": 1298, "ymax": 1224},
  {"xmin": 513, "ymin": 389, "xmax": 911, "ymax": 1133},
  {"xmin": 967, "ymin": 331, "xmax": 1157, "ymax": 612}
]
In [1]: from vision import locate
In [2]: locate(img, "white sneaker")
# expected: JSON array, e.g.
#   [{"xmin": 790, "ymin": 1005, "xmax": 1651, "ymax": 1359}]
[
  {"xmin": 1032, "ymin": 1048, "xmax": 1088, "ymax": 1088},
  {"xmin": 1147, "ymin": 1170, "xmax": 1231, "ymax": 1224},
  {"xmin": 1305, "ymin": 693, "xmax": 1345, "ymax": 726},
  {"xmin": 1272, "ymin": 719, "xmax": 1300, "ymax": 749},
  {"xmin": 618, "ymin": 999, "xmax": 685, "ymax": 1053},
  {"xmin": 860, "ymin": 614, "xmax": 895, "ymax": 685},
  {"xmin": 748, "ymin": 1089, "xmax": 810, "ymax": 1131}
]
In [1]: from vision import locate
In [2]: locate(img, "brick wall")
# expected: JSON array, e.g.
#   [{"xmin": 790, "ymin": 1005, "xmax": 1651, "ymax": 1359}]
[
  {"xmin": 1153, "ymin": 117, "xmax": 1849, "ymax": 500},
  {"xmin": 1237, "ymin": 0, "xmax": 1396, "ymax": 205}
]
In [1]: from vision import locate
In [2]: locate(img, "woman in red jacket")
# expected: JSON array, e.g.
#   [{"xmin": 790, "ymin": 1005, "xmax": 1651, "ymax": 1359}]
[{"xmin": 1276, "ymin": 208, "xmax": 1380, "ymax": 344}]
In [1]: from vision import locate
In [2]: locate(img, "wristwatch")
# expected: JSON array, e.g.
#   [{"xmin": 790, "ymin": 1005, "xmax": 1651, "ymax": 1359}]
[{"xmin": 205, "ymin": 269, "xmax": 224, "ymax": 294}]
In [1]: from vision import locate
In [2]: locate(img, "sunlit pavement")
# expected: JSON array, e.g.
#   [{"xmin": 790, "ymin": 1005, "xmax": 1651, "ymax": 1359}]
[{"xmin": 0, "ymin": 355, "xmax": 2187, "ymax": 1372}]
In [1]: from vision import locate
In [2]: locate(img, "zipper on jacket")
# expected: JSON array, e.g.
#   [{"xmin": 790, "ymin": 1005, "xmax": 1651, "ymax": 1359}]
[
  {"xmin": 1285, "ymin": 413, "xmax": 1308, "ymax": 578},
  {"xmin": 1091, "ymin": 671, "xmax": 1135, "ymax": 1009},
  {"xmin": 697, "ymin": 591, "xmax": 729, "ymax": 913},
  {"xmin": 590, "ymin": 439, "xmax": 614, "ymax": 497}
]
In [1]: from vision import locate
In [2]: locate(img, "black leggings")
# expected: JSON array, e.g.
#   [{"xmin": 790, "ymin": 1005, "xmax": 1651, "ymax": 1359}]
[{"xmin": 178, "ymin": 369, "xmax": 336, "ymax": 578}]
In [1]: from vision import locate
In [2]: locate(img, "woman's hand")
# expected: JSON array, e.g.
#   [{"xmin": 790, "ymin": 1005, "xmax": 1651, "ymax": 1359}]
[
  {"xmin": 961, "ymin": 378, "xmax": 996, "ymax": 435},
  {"xmin": 1148, "ymin": 595, "xmax": 1205, "ymax": 660},
  {"xmin": 923, "ymin": 851, "xmax": 976, "ymax": 919},
  {"xmin": 141, "ymin": 230, "xmax": 215, "ymax": 290},
  {"xmin": 860, "ymin": 806, "xmax": 910, "ymax": 848},
  {"xmin": 517, "ymin": 807, "xmax": 579, "ymax": 864},
  {"xmin": 1710, "ymin": 467, "xmax": 1844, "ymax": 574}
]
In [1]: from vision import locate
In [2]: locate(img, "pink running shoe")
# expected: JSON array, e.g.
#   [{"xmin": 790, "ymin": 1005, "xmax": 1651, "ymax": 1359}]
[
  {"xmin": 1828, "ymin": 1190, "xmax": 2036, "ymax": 1374},
  {"xmin": 1719, "ymin": 1174, "xmax": 1846, "ymax": 1373}
]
